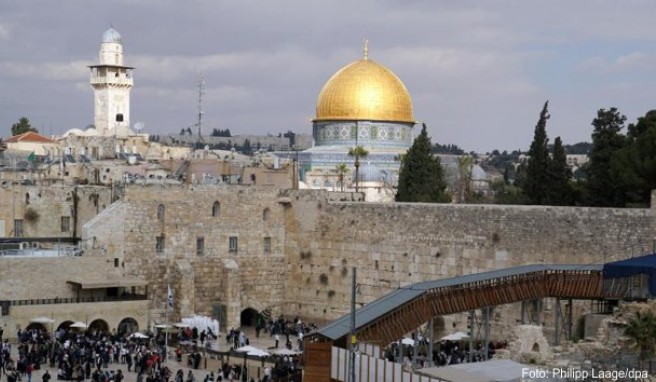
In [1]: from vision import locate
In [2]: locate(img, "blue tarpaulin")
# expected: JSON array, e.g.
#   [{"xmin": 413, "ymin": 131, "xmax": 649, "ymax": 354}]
[{"xmin": 603, "ymin": 253, "xmax": 656, "ymax": 296}]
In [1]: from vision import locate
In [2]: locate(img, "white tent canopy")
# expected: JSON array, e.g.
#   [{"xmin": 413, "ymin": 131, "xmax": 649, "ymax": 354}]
[
  {"xmin": 441, "ymin": 331, "xmax": 470, "ymax": 341},
  {"xmin": 29, "ymin": 317, "xmax": 55, "ymax": 324},
  {"xmin": 69, "ymin": 322, "xmax": 87, "ymax": 328},
  {"xmin": 400, "ymin": 337, "xmax": 415, "ymax": 346},
  {"xmin": 181, "ymin": 315, "xmax": 220, "ymax": 335},
  {"xmin": 235, "ymin": 345, "xmax": 270, "ymax": 357}
]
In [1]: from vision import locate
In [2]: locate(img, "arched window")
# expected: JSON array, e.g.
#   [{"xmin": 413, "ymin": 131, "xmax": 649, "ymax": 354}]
[
  {"xmin": 212, "ymin": 201, "xmax": 221, "ymax": 217},
  {"xmin": 263, "ymin": 208, "xmax": 270, "ymax": 221},
  {"xmin": 157, "ymin": 204, "xmax": 165, "ymax": 221}
]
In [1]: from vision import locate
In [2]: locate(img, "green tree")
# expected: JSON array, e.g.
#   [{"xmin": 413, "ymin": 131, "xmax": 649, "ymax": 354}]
[
  {"xmin": 545, "ymin": 137, "xmax": 572, "ymax": 205},
  {"xmin": 396, "ymin": 123, "xmax": 450, "ymax": 203},
  {"xmin": 585, "ymin": 108, "xmax": 626, "ymax": 207},
  {"xmin": 11, "ymin": 117, "xmax": 38, "ymax": 136},
  {"xmin": 522, "ymin": 101, "xmax": 550, "ymax": 204},
  {"xmin": 611, "ymin": 110, "xmax": 656, "ymax": 207},
  {"xmin": 333, "ymin": 163, "xmax": 349, "ymax": 192},
  {"xmin": 624, "ymin": 310, "xmax": 656, "ymax": 365},
  {"xmin": 490, "ymin": 179, "xmax": 528, "ymax": 205},
  {"xmin": 348, "ymin": 145, "xmax": 368, "ymax": 193}
]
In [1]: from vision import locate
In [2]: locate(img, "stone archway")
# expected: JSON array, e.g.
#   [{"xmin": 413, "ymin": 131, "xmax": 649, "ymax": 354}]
[
  {"xmin": 240, "ymin": 308, "xmax": 260, "ymax": 327},
  {"xmin": 57, "ymin": 320, "xmax": 74, "ymax": 331},
  {"xmin": 88, "ymin": 319, "xmax": 109, "ymax": 333},
  {"xmin": 25, "ymin": 323, "xmax": 47, "ymax": 332},
  {"xmin": 118, "ymin": 317, "xmax": 139, "ymax": 336}
]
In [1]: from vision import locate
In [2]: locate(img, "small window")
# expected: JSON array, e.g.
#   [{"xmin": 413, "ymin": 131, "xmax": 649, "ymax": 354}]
[
  {"xmin": 229, "ymin": 236, "xmax": 238, "ymax": 253},
  {"xmin": 157, "ymin": 204, "xmax": 165, "ymax": 221},
  {"xmin": 61, "ymin": 216, "xmax": 71, "ymax": 233},
  {"xmin": 14, "ymin": 219, "xmax": 23, "ymax": 238},
  {"xmin": 156, "ymin": 235, "xmax": 165, "ymax": 254},
  {"xmin": 212, "ymin": 201, "xmax": 221, "ymax": 217},
  {"xmin": 114, "ymin": 258, "xmax": 119, "ymax": 267},
  {"xmin": 116, "ymin": 114, "xmax": 124, "ymax": 122},
  {"xmin": 196, "ymin": 237, "xmax": 205, "ymax": 256},
  {"xmin": 263, "ymin": 208, "xmax": 270, "ymax": 221},
  {"xmin": 263, "ymin": 237, "xmax": 271, "ymax": 253}
]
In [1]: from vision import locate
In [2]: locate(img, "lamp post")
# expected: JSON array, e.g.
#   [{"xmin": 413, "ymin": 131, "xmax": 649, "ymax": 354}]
[{"xmin": 349, "ymin": 267, "xmax": 356, "ymax": 382}]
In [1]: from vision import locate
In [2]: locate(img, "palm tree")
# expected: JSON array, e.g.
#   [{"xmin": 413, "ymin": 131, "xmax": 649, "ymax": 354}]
[
  {"xmin": 457, "ymin": 155, "xmax": 473, "ymax": 203},
  {"xmin": 333, "ymin": 163, "xmax": 349, "ymax": 192},
  {"xmin": 348, "ymin": 146, "xmax": 368, "ymax": 193},
  {"xmin": 624, "ymin": 310, "xmax": 656, "ymax": 365}
]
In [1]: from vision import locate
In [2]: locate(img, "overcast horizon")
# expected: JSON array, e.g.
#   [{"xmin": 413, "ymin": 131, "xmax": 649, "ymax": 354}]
[{"xmin": 2, "ymin": 1, "xmax": 656, "ymax": 152}]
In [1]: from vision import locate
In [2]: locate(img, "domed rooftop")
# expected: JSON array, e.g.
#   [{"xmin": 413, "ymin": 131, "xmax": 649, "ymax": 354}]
[
  {"xmin": 315, "ymin": 57, "xmax": 414, "ymax": 123},
  {"xmin": 102, "ymin": 27, "xmax": 122, "ymax": 44}
]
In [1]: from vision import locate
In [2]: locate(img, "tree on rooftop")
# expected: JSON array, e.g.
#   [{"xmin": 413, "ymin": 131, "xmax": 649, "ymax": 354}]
[
  {"xmin": 395, "ymin": 123, "xmax": 450, "ymax": 203},
  {"xmin": 11, "ymin": 117, "xmax": 38, "ymax": 136}
]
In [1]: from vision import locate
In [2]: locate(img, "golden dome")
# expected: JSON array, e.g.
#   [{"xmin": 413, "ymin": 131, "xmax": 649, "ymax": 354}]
[{"xmin": 315, "ymin": 58, "xmax": 414, "ymax": 123}]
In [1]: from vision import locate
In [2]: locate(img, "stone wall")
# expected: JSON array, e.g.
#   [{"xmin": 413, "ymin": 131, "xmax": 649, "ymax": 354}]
[
  {"xmin": 283, "ymin": 191, "xmax": 652, "ymax": 330},
  {"xmin": 0, "ymin": 183, "xmax": 113, "ymax": 238},
  {"xmin": 82, "ymin": 186, "xmax": 653, "ymax": 334},
  {"xmin": 0, "ymin": 256, "xmax": 123, "ymax": 300},
  {"xmin": 84, "ymin": 184, "xmax": 289, "ymax": 327},
  {"xmin": 3, "ymin": 301, "xmax": 148, "ymax": 336}
]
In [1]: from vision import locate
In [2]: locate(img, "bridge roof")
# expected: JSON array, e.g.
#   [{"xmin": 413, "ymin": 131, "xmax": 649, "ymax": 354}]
[{"xmin": 316, "ymin": 263, "xmax": 603, "ymax": 342}]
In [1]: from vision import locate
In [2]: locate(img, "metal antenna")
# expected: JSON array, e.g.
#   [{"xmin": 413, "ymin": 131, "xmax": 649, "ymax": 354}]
[{"xmin": 197, "ymin": 73, "xmax": 205, "ymax": 149}]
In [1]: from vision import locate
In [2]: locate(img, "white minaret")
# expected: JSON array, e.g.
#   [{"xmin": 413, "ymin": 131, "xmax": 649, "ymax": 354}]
[{"xmin": 89, "ymin": 27, "xmax": 134, "ymax": 136}]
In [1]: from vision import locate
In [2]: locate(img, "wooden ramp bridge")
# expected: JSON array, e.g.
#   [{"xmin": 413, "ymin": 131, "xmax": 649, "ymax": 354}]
[{"xmin": 303, "ymin": 260, "xmax": 652, "ymax": 381}]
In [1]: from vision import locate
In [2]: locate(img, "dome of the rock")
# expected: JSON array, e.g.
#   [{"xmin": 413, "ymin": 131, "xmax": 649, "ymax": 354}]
[{"xmin": 314, "ymin": 59, "xmax": 414, "ymax": 123}]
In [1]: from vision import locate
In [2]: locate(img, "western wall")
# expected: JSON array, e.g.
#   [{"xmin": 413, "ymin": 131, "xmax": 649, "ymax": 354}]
[{"xmin": 83, "ymin": 185, "xmax": 654, "ymax": 339}]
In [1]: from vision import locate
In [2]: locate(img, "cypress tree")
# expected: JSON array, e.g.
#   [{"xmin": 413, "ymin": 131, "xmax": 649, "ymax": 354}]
[
  {"xmin": 546, "ymin": 136, "xmax": 572, "ymax": 205},
  {"xmin": 396, "ymin": 123, "xmax": 450, "ymax": 203},
  {"xmin": 522, "ymin": 101, "xmax": 550, "ymax": 204}
]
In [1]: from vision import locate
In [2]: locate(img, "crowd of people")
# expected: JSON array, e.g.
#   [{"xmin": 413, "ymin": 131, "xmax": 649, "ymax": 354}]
[
  {"xmin": 384, "ymin": 338, "xmax": 509, "ymax": 368},
  {"xmin": 0, "ymin": 325, "xmax": 303, "ymax": 382}
]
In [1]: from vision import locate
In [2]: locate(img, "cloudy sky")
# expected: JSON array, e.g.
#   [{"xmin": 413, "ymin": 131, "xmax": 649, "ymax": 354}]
[{"xmin": 1, "ymin": 1, "xmax": 656, "ymax": 152}]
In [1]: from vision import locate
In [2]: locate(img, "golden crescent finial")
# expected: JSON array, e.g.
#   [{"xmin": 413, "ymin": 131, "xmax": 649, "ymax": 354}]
[{"xmin": 364, "ymin": 38, "xmax": 369, "ymax": 60}]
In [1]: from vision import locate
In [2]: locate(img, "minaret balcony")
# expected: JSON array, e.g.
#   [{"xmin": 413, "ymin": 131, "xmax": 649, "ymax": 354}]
[{"xmin": 90, "ymin": 76, "xmax": 134, "ymax": 86}]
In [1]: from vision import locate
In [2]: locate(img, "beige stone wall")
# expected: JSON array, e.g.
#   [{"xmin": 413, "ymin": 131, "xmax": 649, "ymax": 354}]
[
  {"xmin": 84, "ymin": 184, "xmax": 289, "ymax": 328},
  {"xmin": 0, "ymin": 184, "xmax": 652, "ymax": 342},
  {"xmin": 0, "ymin": 183, "xmax": 113, "ymax": 237},
  {"xmin": 0, "ymin": 256, "xmax": 123, "ymax": 300},
  {"xmin": 283, "ymin": 192, "xmax": 652, "ymax": 333},
  {"xmin": 81, "ymin": 186, "xmax": 653, "ymax": 335}
]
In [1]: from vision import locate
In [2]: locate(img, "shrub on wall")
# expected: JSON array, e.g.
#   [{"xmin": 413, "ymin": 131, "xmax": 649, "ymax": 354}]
[{"xmin": 24, "ymin": 207, "xmax": 40, "ymax": 223}]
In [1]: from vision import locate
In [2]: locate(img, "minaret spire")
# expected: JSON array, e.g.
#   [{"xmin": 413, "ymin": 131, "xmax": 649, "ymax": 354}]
[{"xmin": 363, "ymin": 38, "xmax": 369, "ymax": 60}]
